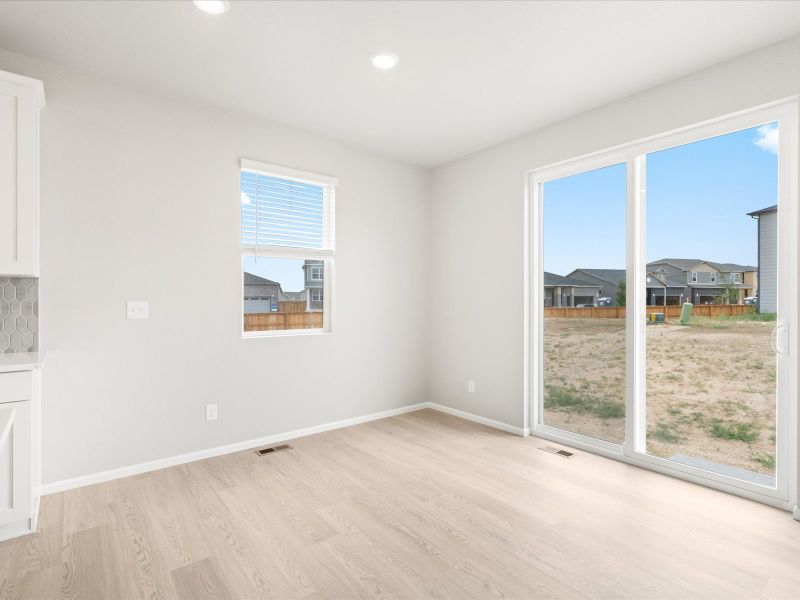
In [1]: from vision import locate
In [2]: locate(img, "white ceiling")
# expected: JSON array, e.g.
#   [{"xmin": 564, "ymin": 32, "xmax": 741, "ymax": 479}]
[{"xmin": 1, "ymin": 1, "xmax": 800, "ymax": 167}]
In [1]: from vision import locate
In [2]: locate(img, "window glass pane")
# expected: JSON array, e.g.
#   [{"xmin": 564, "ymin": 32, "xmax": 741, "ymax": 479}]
[
  {"xmin": 645, "ymin": 122, "xmax": 778, "ymax": 485},
  {"xmin": 542, "ymin": 163, "xmax": 627, "ymax": 444},
  {"xmin": 243, "ymin": 257, "xmax": 324, "ymax": 332}
]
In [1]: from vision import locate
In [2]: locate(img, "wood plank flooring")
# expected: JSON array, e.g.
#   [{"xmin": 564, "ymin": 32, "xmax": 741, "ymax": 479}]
[{"xmin": 1, "ymin": 408, "xmax": 799, "ymax": 599}]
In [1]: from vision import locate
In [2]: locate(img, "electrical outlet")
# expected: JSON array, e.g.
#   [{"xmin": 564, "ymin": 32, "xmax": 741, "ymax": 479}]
[
  {"xmin": 206, "ymin": 403, "xmax": 218, "ymax": 421},
  {"xmin": 467, "ymin": 380, "xmax": 476, "ymax": 394},
  {"xmin": 126, "ymin": 301, "xmax": 149, "ymax": 320}
]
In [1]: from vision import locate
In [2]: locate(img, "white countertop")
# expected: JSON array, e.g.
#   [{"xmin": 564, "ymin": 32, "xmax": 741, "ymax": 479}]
[{"xmin": 0, "ymin": 352, "xmax": 44, "ymax": 373}]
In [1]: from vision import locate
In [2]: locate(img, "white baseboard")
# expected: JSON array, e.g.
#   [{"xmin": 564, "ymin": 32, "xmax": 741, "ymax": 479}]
[
  {"xmin": 794, "ymin": 505, "xmax": 800, "ymax": 522},
  {"xmin": 0, "ymin": 516, "xmax": 35, "ymax": 543},
  {"xmin": 40, "ymin": 401, "xmax": 527, "ymax": 495},
  {"xmin": 41, "ymin": 402, "xmax": 429, "ymax": 495},
  {"xmin": 428, "ymin": 402, "xmax": 530, "ymax": 437}
]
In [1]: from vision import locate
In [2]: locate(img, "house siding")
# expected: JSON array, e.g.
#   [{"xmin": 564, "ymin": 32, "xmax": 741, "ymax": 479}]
[{"xmin": 759, "ymin": 210, "xmax": 777, "ymax": 313}]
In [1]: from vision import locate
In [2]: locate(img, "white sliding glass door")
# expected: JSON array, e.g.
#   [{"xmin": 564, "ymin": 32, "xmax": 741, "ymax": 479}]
[{"xmin": 530, "ymin": 101, "xmax": 798, "ymax": 508}]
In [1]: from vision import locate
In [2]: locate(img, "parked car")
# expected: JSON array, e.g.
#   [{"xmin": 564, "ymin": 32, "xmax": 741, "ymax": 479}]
[
  {"xmin": 744, "ymin": 296, "xmax": 758, "ymax": 305},
  {"xmin": 597, "ymin": 297, "xmax": 613, "ymax": 306}
]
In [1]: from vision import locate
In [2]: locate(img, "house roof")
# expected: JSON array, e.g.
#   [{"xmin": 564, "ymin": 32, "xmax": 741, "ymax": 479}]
[
  {"xmin": 568, "ymin": 268, "xmax": 626, "ymax": 285},
  {"xmin": 243, "ymin": 272, "xmax": 280, "ymax": 286},
  {"xmin": 544, "ymin": 272, "xmax": 589, "ymax": 287},
  {"xmin": 282, "ymin": 291, "xmax": 306, "ymax": 301},
  {"xmin": 645, "ymin": 271, "xmax": 686, "ymax": 288},
  {"xmin": 706, "ymin": 261, "xmax": 757, "ymax": 272},
  {"xmin": 648, "ymin": 258, "xmax": 756, "ymax": 273},
  {"xmin": 747, "ymin": 204, "xmax": 777, "ymax": 217}
]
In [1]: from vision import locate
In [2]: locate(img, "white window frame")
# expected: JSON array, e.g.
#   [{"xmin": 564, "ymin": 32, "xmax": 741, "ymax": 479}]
[
  {"xmin": 526, "ymin": 99, "xmax": 798, "ymax": 512},
  {"xmin": 310, "ymin": 265, "xmax": 324, "ymax": 281},
  {"xmin": 240, "ymin": 159, "xmax": 337, "ymax": 338},
  {"xmin": 311, "ymin": 288, "xmax": 323, "ymax": 303},
  {"xmin": 710, "ymin": 272, "xmax": 717, "ymax": 283},
  {"xmin": 691, "ymin": 271, "xmax": 698, "ymax": 283}
]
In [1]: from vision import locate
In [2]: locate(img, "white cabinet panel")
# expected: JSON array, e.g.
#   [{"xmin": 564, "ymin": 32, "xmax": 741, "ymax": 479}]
[
  {"xmin": 0, "ymin": 71, "xmax": 44, "ymax": 277},
  {"xmin": 0, "ymin": 401, "xmax": 31, "ymax": 527},
  {"xmin": 0, "ymin": 88, "xmax": 18, "ymax": 268},
  {"xmin": 0, "ymin": 368, "xmax": 37, "ymax": 540}
]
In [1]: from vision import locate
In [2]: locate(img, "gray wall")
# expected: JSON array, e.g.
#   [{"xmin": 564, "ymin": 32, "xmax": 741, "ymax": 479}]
[
  {"xmin": 428, "ymin": 35, "xmax": 800, "ymax": 431},
  {"xmin": 758, "ymin": 211, "xmax": 778, "ymax": 313},
  {"xmin": 0, "ymin": 49, "xmax": 430, "ymax": 485}
]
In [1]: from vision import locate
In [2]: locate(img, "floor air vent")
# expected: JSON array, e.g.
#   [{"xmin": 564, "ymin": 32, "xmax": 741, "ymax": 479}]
[
  {"xmin": 255, "ymin": 444, "xmax": 292, "ymax": 456},
  {"xmin": 540, "ymin": 446, "xmax": 575, "ymax": 458}
]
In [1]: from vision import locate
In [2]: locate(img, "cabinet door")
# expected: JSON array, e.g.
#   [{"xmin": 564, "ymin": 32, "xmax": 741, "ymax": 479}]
[
  {"xmin": 0, "ymin": 79, "xmax": 38, "ymax": 277},
  {"xmin": 0, "ymin": 401, "xmax": 31, "ymax": 526}
]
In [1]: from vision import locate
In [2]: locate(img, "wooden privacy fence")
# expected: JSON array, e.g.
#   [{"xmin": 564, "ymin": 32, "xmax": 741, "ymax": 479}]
[
  {"xmin": 244, "ymin": 311, "xmax": 323, "ymax": 331},
  {"xmin": 278, "ymin": 301, "xmax": 307, "ymax": 313},
  {"xmin": 544, "ymin": 304, "xmax": 753, "ymax": 319}
]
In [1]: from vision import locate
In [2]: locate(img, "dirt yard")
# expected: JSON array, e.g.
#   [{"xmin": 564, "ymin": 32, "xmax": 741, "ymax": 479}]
[{"xmin": 543, "ymin": 316, "xmax": 776, "ymax": 475}]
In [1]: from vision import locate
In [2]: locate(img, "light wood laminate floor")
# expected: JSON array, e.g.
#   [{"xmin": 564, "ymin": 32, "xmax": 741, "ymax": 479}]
[{"xmin": 1, "ymin": 409, "xmax": 799, "ymax": 599}]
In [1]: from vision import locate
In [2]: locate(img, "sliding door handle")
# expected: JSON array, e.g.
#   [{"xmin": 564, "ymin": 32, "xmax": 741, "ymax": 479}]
[{"xmin": 771, "ymin": 322, "xmax": 788, "ymax": 356}]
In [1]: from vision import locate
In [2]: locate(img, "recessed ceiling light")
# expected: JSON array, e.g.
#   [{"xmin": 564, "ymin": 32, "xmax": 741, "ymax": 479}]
[
  {"xmin": 193, "ymin": 1, "xmax": 230, "ymax": 15},
  {"xmin": 370, "ymin": 52, "xmax": 399, "ymax": 70}
]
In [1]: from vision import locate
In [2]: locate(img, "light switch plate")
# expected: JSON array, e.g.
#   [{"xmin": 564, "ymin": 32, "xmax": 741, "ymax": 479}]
[{"xmin": 126, "ymin": 301, "xmax": 149, "ymax": 320}]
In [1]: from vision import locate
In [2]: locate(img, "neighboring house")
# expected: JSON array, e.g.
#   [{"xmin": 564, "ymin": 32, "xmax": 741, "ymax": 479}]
[
  {"xmin": 544, "ymin": 272, "xmax": 603, "ymax": 307},
  {"xmin": 243, "ymin": 272, "xmax": 306, "ymax": 313},
  {"xmin": 566, "ymin": 268, "xmax": 626, "ymax": 305},
  {"xmin": 645, "ymin": 258, "xmax": 757, "ymax": 306},
  {"xmin": 303, "ymin": 259, "xmax": 324, "ymax": 311},
  {"xmin": 243, "ymin": 272, "xmax": 285, "ymax": 313},
  {"xmin": 748, "ymin": 205, "xmax": 777, "ymax": 313}
]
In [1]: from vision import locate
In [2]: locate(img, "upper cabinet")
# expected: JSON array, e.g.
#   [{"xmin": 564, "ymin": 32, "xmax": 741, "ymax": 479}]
[{"xmin": 0, "ymin": 70, "xmax": 44, "ymax": 277}]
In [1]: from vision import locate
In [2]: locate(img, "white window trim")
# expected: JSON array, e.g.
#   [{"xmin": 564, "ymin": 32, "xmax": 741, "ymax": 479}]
[
  {"xmin": 310, "ymin": 266, "xmax": 324, "ymax": 280},
  {"xmin": 240, "ymin": 159, "xmax": 336, "ymax": 338},
  {"xmin": 525, "ymin": 98, "xmax": 799, "ymax": 512},
  {"xmin": 691, "ymin": 271, "xmax": 698, "ymax": 283}
]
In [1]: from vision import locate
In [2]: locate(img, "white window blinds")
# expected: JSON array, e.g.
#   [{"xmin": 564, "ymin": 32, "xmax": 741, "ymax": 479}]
[{"xmin": 240, "ymin": 159, "xmax": 336, "ymax": 255}]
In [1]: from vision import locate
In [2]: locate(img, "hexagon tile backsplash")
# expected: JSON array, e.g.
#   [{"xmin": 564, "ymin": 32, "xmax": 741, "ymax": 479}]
[{"xmin": 0, "ymin": 277, "xmax": 39, "ymax": 354}]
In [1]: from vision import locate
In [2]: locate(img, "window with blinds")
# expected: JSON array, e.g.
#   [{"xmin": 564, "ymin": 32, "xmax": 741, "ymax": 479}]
[
  {"xmin": 240, "ymin": 159, "xmax": 335, "ymax": 254},
  {"xmin": 240, "ymin": 159, "xmax": 336, "ymax": 336}
]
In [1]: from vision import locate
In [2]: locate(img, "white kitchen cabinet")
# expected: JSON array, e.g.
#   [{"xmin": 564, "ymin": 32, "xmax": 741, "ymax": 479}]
[
  {"xmin": 0, "ymin": 366, "xmax": 41, "ymax": 542},
  {"xmin": 0, "ymin": 69, "xmax": 44, "ymax": 277}
]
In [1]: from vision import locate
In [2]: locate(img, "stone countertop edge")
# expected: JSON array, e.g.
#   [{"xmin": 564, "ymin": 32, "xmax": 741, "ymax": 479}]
[{"xmin": 0, "ymin": 351, "xmax": 45, "ymax": 373}]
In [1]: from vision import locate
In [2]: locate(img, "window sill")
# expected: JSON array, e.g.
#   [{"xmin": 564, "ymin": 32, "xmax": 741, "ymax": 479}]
[{"xmin": 242, "ymin": 329, "xmax": 331, "ymax": 339}]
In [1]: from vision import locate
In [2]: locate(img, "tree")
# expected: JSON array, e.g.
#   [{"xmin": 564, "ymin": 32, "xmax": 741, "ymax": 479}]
[
  {"xmin": 615, "ymin": 280, "xmax": 626, "ymax": 306},
  {"xmin": 715, "ymin": 282, "xmax": 739, "ymax": 305}
]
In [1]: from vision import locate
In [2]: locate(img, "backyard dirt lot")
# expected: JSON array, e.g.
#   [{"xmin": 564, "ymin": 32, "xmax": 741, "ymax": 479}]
[{"xmin": 543, "ymin": 317, "xmax": 776, "ymax": 475}]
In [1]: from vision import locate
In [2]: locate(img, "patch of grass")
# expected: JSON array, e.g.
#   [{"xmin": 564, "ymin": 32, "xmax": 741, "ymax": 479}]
[
  {"xmin": 596, "ymin": 402, "xmax": 625, "ymax": 419},
  {"xmin": 690, "ymin": 411, "xmax": 705, "ymax": 424},
  {"xmin": 751, "ymin": 453, "xmax": 776, "ymax": 470},
  {"xmin": 649, "ymin": 422, "xmax": 683, "ymax": 444},
  {"xmin": 723, "ymin": 311, "xmax": 777, "ymax": 323},
  {"xmin": 688, "ymin": 311, "xmax": 777, "ymax": 330},
  {"xmin": 544, "ymin": 385, "xmax": 624, "ymax": 420},
  {"xmin": 545, "ymin": 385, "xmax": 585, "ymax": 409},
  {"xmin": 707, "ymin": 420, "xmax": 758, "ymax": 443}
]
